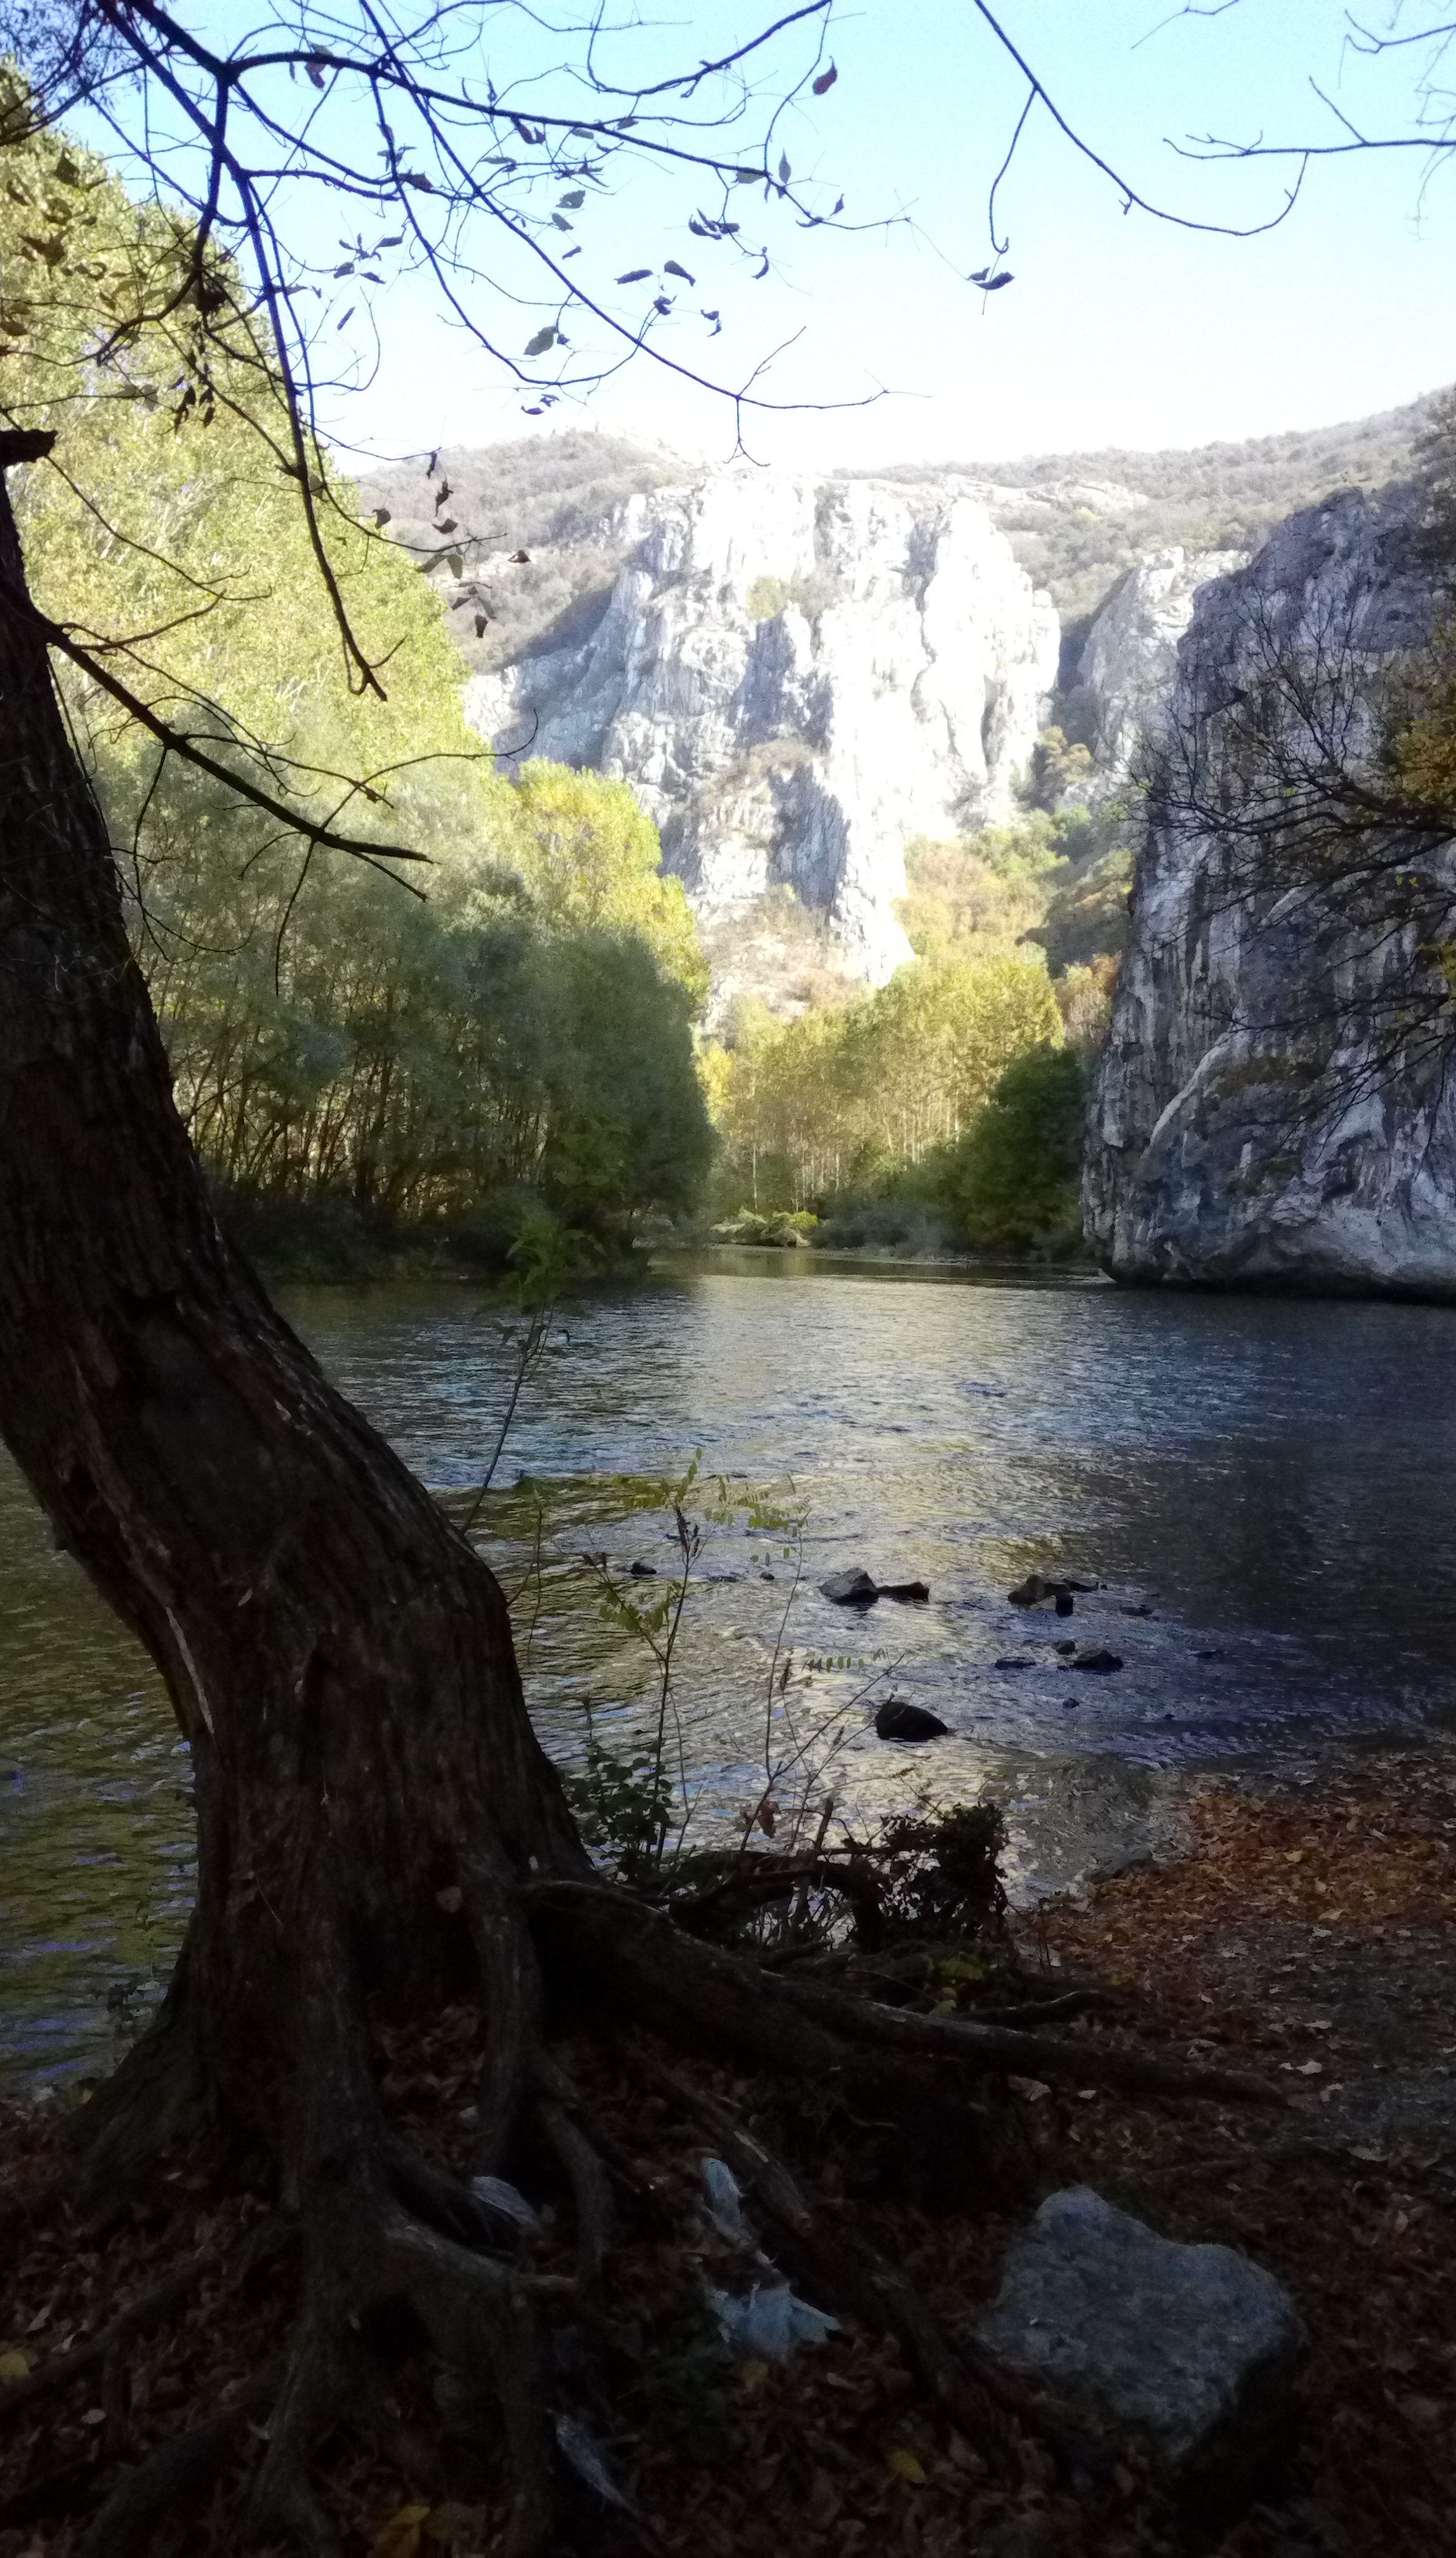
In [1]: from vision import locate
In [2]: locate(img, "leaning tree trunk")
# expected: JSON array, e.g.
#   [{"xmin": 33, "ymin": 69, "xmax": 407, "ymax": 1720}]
[
  {"xmin": 3, "ymin": 430, "xmax": 1249, "ymax": 2552},
  {"xmin": 0, "ymin": 431, "xmax": 601, "ymax": 2543}
]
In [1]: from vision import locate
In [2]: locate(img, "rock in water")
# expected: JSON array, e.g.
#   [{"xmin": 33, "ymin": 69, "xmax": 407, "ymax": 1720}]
[
  {"xmin": 1009, "ymin": 1574, "xmax": 1096, "ymax": 1608},
  {"xmin": 874, "ymin": 1698, "xmax": 949, "ymax": 1743},
  {"xmin": 819, "ymin": 1568, "xmax": 879, "ymax": 1606},
  {"xmin": 975, "ymin": 2188, "xmax": 1304, "ymax": 2505},
  {"xmin": 465, "ymin": 469, "xmax": 1057, "ymax": 995},
  {"xmin": 1069, "ymin": 1646, "xmax": 1122, "ymax": 1673},
  {"xmin": 877, "ymin": 1578, "xmax": 930, "ymax": 1602},
  {"xmin": 1008, "ymin": 1574, "xmax": 1048, "ymax": 1607}
]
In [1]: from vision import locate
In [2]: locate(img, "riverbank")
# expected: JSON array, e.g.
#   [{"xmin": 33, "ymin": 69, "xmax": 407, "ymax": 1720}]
[
  {"xmin": 1024, "ymin": 1740, "xmax": 1456, "ymax": 2555},
  {"xmin": 2, "ymin": 1744, "xmax": 1450, "ymax": 2555}
]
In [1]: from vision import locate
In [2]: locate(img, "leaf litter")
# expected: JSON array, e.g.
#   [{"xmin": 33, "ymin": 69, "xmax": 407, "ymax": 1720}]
[{"xmin": 1, "ymin": 1746, "xmax": 1453, "ymax": 2554}]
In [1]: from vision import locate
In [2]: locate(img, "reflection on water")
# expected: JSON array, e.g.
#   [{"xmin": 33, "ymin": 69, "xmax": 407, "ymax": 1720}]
[{"xmin": 4, "ymin": 1253, "xmax": 1456, "ymax": 2085}]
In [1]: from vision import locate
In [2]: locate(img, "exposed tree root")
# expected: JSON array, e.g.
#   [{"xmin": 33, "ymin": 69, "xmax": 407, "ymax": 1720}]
[
  {"xmin": 532, "ymin": 1875, "xmax": 1284, "ymax": 2105},
  {"xmin": 0, "ymin": 1841, "xmax": 1294, "ymax": 2558},
  {"xmin": 79, "ymin": 2364, "xmax": 282, "ymax": 2558},
  {"xmin": 0, "ymin": 2251, "xmax": 223, "ymax": 2428}
]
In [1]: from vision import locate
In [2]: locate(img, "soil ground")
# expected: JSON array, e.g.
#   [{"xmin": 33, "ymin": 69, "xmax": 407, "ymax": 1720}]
[{"xmin": 1, "ymin": 1745, "xmax": 1452, "ymax": 2558}]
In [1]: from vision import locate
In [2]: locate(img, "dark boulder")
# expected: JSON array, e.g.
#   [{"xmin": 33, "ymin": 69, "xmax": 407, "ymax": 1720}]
[
  {"xmin": 877, "ymin": 1578, "xmax": 930, "ymax": 1602},
  {"xmin": 874, "ymin": 1698, "xmax": 949, "ymax": 1743},
  {"xmin": 819, "ymin": 1567, "xmax": 879, "ymax": 1606},
  {"xmin": 1008, "ymin": 1573, "xmax": 1098, "ymax": 1608},
  {"xmin": 1069, "ymin": 1647, "xmax": 1123, "ymax": 1674}
]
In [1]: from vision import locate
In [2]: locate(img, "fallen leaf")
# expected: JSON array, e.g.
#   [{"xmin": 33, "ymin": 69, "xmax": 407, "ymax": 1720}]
[
  {"xmin": 885, "ymin": 2447, "xmax": 926, "ymax": 2485},
  {"xmin": 0, "ymin": 2350, "xmax": 29, "ymax": 2380},
  {"xmin": 372, "ymin": 2506, "xmax": 431, "ymax": 2558}
]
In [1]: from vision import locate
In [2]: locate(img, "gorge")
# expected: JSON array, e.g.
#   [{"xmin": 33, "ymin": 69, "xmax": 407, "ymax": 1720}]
[{"xmin": 370, "ymin": 393, "xmax": 1456, "ymax": 1296}]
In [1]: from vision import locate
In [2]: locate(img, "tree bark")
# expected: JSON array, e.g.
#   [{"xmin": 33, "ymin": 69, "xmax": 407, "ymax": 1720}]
[{"xmin": 0, "ymin": 432, "xmax": 586, "ymax": 2145}]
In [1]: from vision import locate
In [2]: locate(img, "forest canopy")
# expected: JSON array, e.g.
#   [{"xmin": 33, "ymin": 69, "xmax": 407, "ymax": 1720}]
[{"xmin": 0, "ymin": 101, "xmax": 712, "ymax": 1257}]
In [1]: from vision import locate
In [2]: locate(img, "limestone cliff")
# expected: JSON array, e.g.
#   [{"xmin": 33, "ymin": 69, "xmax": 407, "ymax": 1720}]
[
  {"xmin": 1085, "ymin": 487, "xmax": 1456, "ymax": 1298},
  {"xmin": 465, "ymin": 470, "xmax": 1058, "ymax": 985},
  {"xmin": 1074, "ymin": 546, "xmax": 1246, "ymax": 783}
]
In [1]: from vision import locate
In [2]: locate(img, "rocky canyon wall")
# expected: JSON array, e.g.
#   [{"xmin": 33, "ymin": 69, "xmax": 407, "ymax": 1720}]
[
  {"xmin": 1085, "ymin": 487, "xmax": 1456, "ymax": 1298},
  {"xmin": 465, "ymin": 470, "xmax": 1059, "ymax": 984}
]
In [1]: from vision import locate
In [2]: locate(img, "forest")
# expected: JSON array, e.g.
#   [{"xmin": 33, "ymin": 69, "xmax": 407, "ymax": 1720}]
[{"xmin": 1, "ymin": 106, "xmax": 1109, "ymax": 1277}]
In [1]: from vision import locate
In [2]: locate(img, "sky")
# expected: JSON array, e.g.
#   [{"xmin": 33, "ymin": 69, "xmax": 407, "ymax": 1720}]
[{"xmin": 81, "ymin": 2, "xmax": 1456, "ymax": 473}]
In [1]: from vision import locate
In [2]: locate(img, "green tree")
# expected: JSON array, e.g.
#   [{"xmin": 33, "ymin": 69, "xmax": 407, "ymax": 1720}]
[
  {"xmin": 940, "ymin": 1045, "xmax": 1087, "ymax": 1254},
  {"xmin": 498, "ymin": 760, "xmax": 708, "ymax": 1008}
]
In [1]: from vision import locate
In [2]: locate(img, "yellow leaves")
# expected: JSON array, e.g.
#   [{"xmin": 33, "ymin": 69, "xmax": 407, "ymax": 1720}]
[
  {"xmin": 0, "ymin": 2348, "xmax": 30, "ymax": 2381},
  {"xmin": 884, "ymin": 2445, "xmax": 927, "ymax": 2485},
  {"xmin": 708, "ymin": 949, "xmax": 1062, "ymax": 1189},
  {"xmin": 372, "ymin": 2506, "xmax": 431, "ymax": 2558},
  {"xmin": 499, "ymin": 761, "xmax": 708, "ymax": 1007}
]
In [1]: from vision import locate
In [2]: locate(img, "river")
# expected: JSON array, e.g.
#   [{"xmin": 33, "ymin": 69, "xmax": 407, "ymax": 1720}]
[{"xmin": 4, "ymin": 1252, "xmax": 1455, "ymax": 2088}]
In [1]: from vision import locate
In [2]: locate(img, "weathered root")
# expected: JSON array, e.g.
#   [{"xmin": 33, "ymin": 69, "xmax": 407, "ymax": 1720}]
[
  {"xmin": 642, "ymin": 2052, "xmax": 1021, "ymax": 2462},
  {"xmin": 376, "ymin": 2201, "xmax": 556, "ymax": 2558},
  {"xmin": 536, "ymin": 2083, "xmax": 613, "ymax": 2297},
  {"xmin": 60, "ymin": 1937, "xmax": 205, "ymax": 2230},
  {"xmin": 247, "ymin": 2295, "xmax": 353, "ymax": 2556},
  {"xmin": 463, "ymin": 1855, "xmax": 544, "ymax": 2176},
  {"xmin": 533, "ymin": 1877, "xmax": 1283, "ymax": 2107},
  {"xmin": 0, "ymin": 2249, "xmax": 223, "ymax": 2429},
  {"xmin": 10, "ymin": 1841, "xmax": 1268, "ymax": 2556},
  {"xmin": 672, "ymin": 1849, "xmax": 890, "ymax": 1949},
  {"xmin": 77, "ymin": 2363, "xmax": 280, "ymax": 2558}
]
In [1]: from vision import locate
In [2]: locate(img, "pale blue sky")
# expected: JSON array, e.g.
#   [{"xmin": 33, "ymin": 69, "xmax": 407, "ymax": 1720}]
[{"xmin": 82, "ymin": 3, "xmax": 1456, "ymax": 469}]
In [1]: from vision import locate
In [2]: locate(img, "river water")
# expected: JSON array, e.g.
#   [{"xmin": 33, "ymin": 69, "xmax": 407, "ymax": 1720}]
[{"xmin": 4, "ymin": 1252, "xmax": 1456, "ymax": 2088}]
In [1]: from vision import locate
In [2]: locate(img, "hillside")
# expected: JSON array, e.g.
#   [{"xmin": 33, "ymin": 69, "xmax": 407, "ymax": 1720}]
[
  {"xmin": 954, "ymin": 390, "xmax": 1440, "ymax": 628},
  {"xmin": 360, "ymin": 392, "xmax": 1442, "ymax": 674},
  {"xmin": 357, "ymin": 429, "xmax": 688, "ymax": 673}
]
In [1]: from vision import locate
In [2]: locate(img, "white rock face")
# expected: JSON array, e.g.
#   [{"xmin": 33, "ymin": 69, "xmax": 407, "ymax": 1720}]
[
  {"xmin": 467, "ymin": 469, "xmax": 1058, "ymax": 983},
  {"xmin": 1076, "ymin": 545, "xmax": 1246, "ymax": 781},
  {"xmin": 1086, "ymin": 488, "xmax": 1456, "ymax": 1298}
]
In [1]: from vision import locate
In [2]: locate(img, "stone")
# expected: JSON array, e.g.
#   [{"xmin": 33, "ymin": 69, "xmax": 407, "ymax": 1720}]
[
  {"xmin": 1008, "ymin": 1574, "xmax": 1096, "ymax": 1608},
  {"xmin": 1075, "ymin": 544, "xmax": 1246, "ymax": 785},
  {"xmin": 974, "ymin": 2187, "xmax": 1305, "ymax": 2503},
  {"xmin": 1008, "ymin": 1574, "xmax": 1048, "ymax": 1607},
  {"xmin": 1086, "ymin": 485, "xmax": 1456, "ymax": 1301},
  {"xmin": 466, "ymin": 467, "xmax": 1058, "ymax": 994},
  {"xmin": 876, "ymin": 1578, "xmax": 930, "ymax": 1602},
  {"xmin": 1068, "ymin": 1647, "xmax": 1123, "ymax": 1674},
  {"xmin": 874, "ymin": 1698, "xmax": 949, "ymax": 1743},
  {"xmin": 820, "ymin": 1567, "xmax": 878, "ymax": 1606}
]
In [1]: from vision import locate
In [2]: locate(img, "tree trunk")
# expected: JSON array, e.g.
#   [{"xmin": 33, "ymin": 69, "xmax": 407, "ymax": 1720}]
[
  {"xmin": 2, "ymin": 434, "xmax": 1194, "ymax": 2548},
  {"xmin": 0, "ymin": 434, "xmax": 585, "ymax": 2128}
]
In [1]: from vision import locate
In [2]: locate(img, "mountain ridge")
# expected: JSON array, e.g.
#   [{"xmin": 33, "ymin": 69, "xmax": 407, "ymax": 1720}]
[{"xmin": 358, "ymin": 389, "xmax": 1441, "ymax": 667}]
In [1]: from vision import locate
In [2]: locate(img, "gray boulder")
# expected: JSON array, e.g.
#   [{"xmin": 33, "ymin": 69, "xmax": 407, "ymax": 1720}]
[
  {"xmin": 974, "ymin": 2187, "xmax": 1304, "ymax": 2504},
  {"xmin": 819, "ymin": 1568, "xmax": 879, "ymax": 1606}
]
